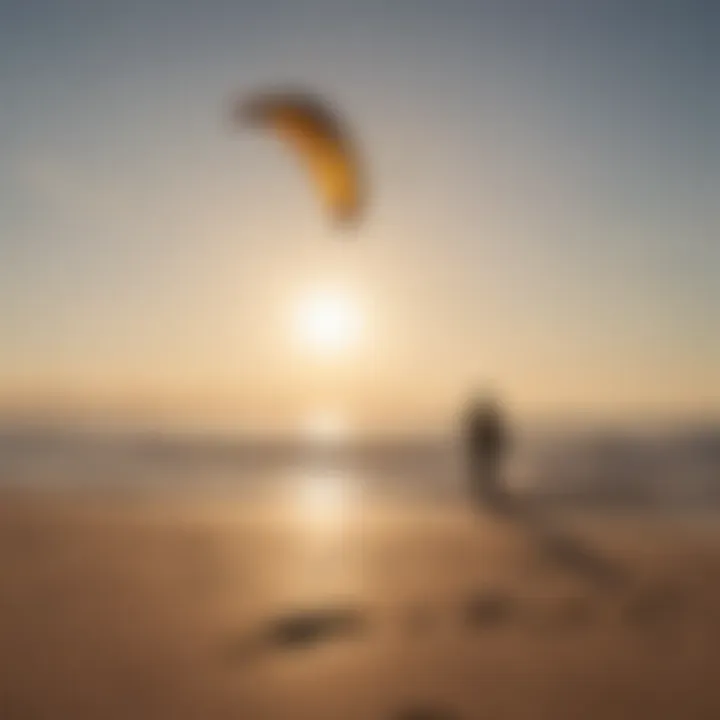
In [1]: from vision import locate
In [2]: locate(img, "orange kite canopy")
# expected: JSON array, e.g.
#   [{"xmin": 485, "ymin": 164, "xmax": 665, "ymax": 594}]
[{"xmin": 234, "ymin": 88, "xmax": 366, "ymax": 229}]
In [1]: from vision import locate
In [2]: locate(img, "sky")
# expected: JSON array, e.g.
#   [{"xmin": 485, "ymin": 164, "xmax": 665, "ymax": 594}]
[{"xmin": 1, "ymin": 0, "xmax": 718, "ymax": 435}]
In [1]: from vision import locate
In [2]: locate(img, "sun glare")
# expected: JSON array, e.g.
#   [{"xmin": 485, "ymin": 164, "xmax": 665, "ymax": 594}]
[
  {"xmin": 302, "ymin": 410, "xmax": 349, "ymax": 443},
  {"xmin": 293, "ymin": 288, "xmax": 362, "ymax": 356}
]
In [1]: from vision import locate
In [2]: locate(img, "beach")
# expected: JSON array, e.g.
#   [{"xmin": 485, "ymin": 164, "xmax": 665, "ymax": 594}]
[{"xmin": 2, "ymin": 490, "xmax": 720, "ymax": 719}]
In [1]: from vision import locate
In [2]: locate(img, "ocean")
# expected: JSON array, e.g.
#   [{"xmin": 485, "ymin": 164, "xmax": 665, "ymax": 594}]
[{"xmin": 1, "ymin": 424, "xmax": 718, "ymax": 509}]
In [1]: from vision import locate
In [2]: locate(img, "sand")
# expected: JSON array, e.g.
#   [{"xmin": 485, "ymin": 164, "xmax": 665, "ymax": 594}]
[{"xmin": 1, "ymin": 491, "xmax": 720, "ymax": 719}]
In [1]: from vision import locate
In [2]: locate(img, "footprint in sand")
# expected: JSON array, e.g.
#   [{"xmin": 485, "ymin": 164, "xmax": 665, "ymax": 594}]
[
  {"xmin": 620, "ymin": 581, "xmax": 688, "ymax": 628},
  {"xmin": 462, "ymin": 589, "xmax": 517, "ymax": 629},
  {"xmin": 394, "ymin": 707, "xmax": 458, "ymax": 720},
  {"xmin": 533, "ymin": 594, "xmax": 598, "ymax": 631},
  {"xmin": 223, "ymin": 604, "xmax": 369, "ymax": 664}
]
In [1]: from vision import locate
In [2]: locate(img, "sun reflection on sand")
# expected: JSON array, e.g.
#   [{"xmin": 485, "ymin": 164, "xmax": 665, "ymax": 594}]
[
  {"xmin": 279, "ymin": 467, "xmax": 364, "ymax": 600},
  {"xmin": 294, "ymin": 468, "xmax": 354, "ymax": 527}
]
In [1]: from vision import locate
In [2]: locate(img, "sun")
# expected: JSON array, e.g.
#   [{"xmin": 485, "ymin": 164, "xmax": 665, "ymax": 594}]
[{"xmin": 293, "ymin": 288, "xmax": 362, "ymax": 357}]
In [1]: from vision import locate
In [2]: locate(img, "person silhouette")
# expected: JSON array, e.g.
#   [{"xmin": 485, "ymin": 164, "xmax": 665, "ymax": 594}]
[
  {"xmin": 461, "ymin": 393, "xmax": 510, "ymax": 512},
  {"xmin": 459, "ymin": 393, "xmax": 626, "ymax": 585}
]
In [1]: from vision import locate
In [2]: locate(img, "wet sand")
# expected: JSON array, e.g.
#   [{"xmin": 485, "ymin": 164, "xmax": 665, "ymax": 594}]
[{"xmin": 1, "ymin": 491, "xmax": 720, "ymax": 719}]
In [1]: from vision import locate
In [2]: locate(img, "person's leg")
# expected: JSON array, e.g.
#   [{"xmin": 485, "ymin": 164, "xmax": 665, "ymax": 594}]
[
  {"xmin": 467, "ymin": 452, "xmax": 484, "ymax": 508},
  {"xmin": 481, "ymin": 453, "xmax": 518, "ymax": 515}
]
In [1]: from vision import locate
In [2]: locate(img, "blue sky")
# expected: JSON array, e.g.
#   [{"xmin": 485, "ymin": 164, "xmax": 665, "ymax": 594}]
[{"xmin": 1, "ymin": 0, "xmax": 718, "ymax": 431}]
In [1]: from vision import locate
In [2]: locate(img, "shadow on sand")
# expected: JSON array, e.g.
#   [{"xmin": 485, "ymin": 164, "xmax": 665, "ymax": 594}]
[{"xmin": 484, "ymin": 493, "xmax": 629, "ymax": 590}]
